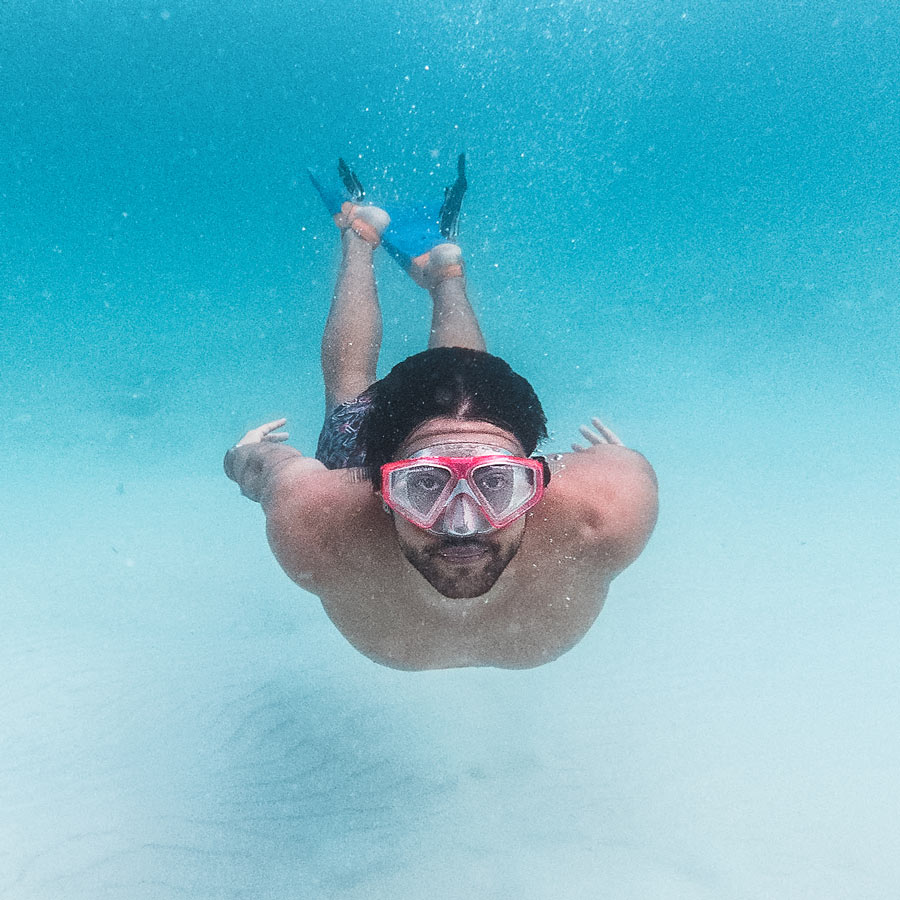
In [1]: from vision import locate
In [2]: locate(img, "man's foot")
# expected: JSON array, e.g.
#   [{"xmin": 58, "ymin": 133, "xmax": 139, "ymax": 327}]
[
  {"xmin": 407, "ymin": 242, "xmax": 465, "ymax": 290},
  {"xmin": 334, "ymin": 203, "xmax": 390, "ymax": 246}
]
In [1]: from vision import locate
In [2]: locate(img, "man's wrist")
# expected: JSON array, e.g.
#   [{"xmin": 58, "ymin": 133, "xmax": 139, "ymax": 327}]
[
  {"xmin": 224, "ymin": 442, "xmax": 304, "ymax": 503},
  {"xmin": 223, "ymin": 445, "xmax": 245, "ymax": 482}
]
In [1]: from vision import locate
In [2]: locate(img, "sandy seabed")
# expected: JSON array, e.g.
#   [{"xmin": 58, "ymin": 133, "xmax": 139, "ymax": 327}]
[{"xmin": 3, "ymin": 389, "xmax": 898, "ymax": 900}]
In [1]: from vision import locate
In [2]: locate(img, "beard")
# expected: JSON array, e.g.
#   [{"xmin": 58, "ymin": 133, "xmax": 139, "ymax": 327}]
[{"xmin": 397, "ymin": 533, "xmax": 523, "ymax": 599}]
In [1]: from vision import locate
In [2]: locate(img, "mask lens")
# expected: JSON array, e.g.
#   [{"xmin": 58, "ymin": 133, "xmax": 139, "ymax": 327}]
[
  {"xmin": 471, "ymin": 462, "xmax": 538, "ymax": 521},
  {"xmin": 388, "ymin": 464, "xmax": 453, "ymax": 522}
]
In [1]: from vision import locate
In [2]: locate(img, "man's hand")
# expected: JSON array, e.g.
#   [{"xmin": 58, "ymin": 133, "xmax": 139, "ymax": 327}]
[
  {"xmin": 225, "ymin": 418, "xmax": 304, "ymax": 503},
  {"xmin": 571, "ymin": 417, "xmax": 624, "ymax": 452},
  {"xmin": 235, "ymin": 418, "xmax": 290, "ymax": 447}
]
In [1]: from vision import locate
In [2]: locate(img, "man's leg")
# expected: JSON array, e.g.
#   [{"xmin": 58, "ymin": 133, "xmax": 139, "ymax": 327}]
[
  {"xmin": 424, "ymin": 244, "xmax": 486, "ymax": 352},
  {"xmin": 321, "ymin": 209, "xmax": 389, "ymax": 413}
]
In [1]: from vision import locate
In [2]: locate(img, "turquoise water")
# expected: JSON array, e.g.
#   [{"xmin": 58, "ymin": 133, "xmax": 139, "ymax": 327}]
[{"xmin": 3, "ymin": 2, "xmax": 899, "ymax": 897}]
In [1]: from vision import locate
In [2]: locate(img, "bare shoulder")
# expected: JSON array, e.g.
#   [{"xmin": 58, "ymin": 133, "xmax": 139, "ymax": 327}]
[
  {"xmin": 262, "ymin": 462, "xmax": 381, "ymax": 588},
  {"xmin": 542, "ymin": 445, "xmax": 658, "ymax": 573}
]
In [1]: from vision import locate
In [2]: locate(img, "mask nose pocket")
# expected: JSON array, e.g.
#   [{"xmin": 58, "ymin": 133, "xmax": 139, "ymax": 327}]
[{"xmin": 441, "ymin": 491, "xmax": 492, "ymax": 536}]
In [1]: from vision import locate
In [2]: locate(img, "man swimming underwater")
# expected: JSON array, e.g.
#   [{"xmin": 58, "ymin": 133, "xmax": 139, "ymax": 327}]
[{"xmin": 225, "ymin": 156, "xmax": 658, "ymax": 670}]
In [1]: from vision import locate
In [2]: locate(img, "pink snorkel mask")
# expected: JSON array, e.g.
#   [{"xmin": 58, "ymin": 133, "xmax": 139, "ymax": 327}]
[{"xmin": 381, "ymin": 449, "xmax": 550, "ymax": 536}]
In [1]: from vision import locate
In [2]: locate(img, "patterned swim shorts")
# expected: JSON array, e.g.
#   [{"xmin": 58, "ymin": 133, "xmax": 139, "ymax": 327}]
[{"xmin": 314, "ymin": 385, "xmax": 377, "ymax": 470}]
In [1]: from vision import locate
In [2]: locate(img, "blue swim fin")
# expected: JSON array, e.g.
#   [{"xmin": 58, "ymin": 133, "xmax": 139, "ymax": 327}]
[
  {"xmin": 308, "ymin": 154, "xmax": 467, "ymax": 274},
  {"xmin": 307, "ymin": 158, "xmax": 365, "ymax": 218}
]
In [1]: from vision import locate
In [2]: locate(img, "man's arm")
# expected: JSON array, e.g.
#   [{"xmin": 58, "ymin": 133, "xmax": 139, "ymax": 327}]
[
  {"xmin": 224, "ymin": 418, "xmax": 323, "ymax": 504},
  {"xmin": 544, "ymin": 417, "xmax": 658, "ymax": 575},
  {"xmin": 225, "ymin": 418, "xmax": 378, "ymax": 592}
]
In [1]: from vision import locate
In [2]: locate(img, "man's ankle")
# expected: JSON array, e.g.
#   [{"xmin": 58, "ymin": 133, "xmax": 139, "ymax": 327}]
[
  {"xmin": 411, "ymin": 243, "xmax": 465, "ymax": 289},
  {"xmin": 334, "ymin": 203, "xmax": 390, "ymax": 246}
]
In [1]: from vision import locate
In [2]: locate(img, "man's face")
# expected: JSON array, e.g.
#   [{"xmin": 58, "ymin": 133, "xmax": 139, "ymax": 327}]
[{"xmin": 387, "ymin": 418, "xmax": 529, "ymax": 600}]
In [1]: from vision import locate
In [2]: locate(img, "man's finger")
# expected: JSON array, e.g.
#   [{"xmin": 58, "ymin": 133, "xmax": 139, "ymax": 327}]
[
  {"xmin": 579, "ymin": 425, "xmax": 603, "ymax": 445},
  {"xmin": 591, "ymin": 418, "xmax": 623, "ymax": 445},
  {"xmin": 263, "ymin": 432, "xmax": 290, "ymax": 442},
  {"xmin": 261, "ymin": 418, "xmax": 288, "ymax": 432}
]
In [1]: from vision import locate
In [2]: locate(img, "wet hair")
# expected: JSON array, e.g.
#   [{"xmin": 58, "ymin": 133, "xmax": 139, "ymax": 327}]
[{"xmin": 358, "ymin": 347, "xmax": 548, "ymax": 488}]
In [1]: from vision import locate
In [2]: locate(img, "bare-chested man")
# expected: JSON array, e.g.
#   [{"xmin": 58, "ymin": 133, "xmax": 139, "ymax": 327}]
[{"xmin": 225, "ymin": 158, "xmax": 657, "ymax": 670}]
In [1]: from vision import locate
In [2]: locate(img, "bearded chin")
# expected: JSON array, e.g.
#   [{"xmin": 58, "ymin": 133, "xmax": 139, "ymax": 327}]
[{"xmin": 398, "ymin": 539, "xmax": 521, "ymax": 599}]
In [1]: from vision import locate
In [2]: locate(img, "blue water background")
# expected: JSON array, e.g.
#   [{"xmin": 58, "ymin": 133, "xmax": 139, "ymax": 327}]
[{"xmin": 3, "ymin": 1, "xmax": 899, "ymax": 897}]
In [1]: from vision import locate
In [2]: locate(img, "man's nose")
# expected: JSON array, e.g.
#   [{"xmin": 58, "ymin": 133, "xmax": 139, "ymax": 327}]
[{"xmin": 441, "ymin": 493, "xmax": 492, "ymax": 536}]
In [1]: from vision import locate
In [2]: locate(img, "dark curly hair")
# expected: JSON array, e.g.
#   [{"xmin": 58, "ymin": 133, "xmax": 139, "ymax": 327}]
[{"xmin": 357, "ymin": 347, "xmax": 548, "ymax": 488}]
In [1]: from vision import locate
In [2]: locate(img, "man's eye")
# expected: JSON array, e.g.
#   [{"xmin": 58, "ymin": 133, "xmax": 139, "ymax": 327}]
[
  {"xmin": 410, "ymin": 474, "xmax": 443, "ymax": 493},
  {"xmin": 476, "ymin": 469, "xmax": 513, "ymax": 493}
]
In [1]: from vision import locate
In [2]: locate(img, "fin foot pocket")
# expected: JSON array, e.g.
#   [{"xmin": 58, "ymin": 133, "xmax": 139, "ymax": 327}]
[
  {"xmin": 334, "ymin": 202, "xmax": 390, "ymax": 245},
  {"xmin": 408, "ymin": 242, "xmax": 464, "ymax": 290}
]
